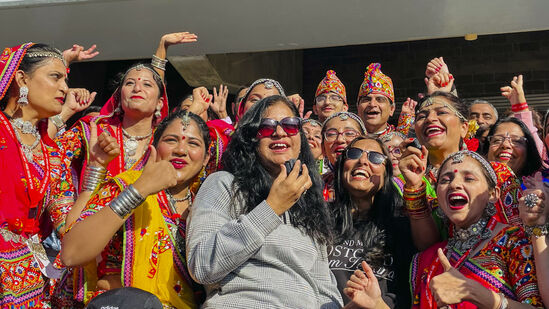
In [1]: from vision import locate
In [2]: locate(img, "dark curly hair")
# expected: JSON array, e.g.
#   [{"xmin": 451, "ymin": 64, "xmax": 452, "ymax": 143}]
[
  {"xmin": 332, "ymin": 135, "xmax": 403, "ymax": 267},
  {"xmin": 222, "ymin": 95, "xmax": 333, "ymax": 244},
  {"xmin": 481, "ymin": 117, "xmax": 542, "ymax": 177}
]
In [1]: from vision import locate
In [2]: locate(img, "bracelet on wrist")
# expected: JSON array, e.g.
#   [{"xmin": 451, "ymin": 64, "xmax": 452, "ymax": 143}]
[
  {"xmin": 497, "ymin": 293, "xmax": 508, "ymax": 309},
  {"xmin": 109, "ymin": 185, "xmax": 145, "ymax": 219},
  {"xmin": 50, "ymin": 114, "xmax": 66, "ymax": 131},
  {"xmin": 523, "ymin": 223, "xmax": 549, "ymax": 238},
  {"xmin": 511, "ymin": 102, "xmax": 528, "ymax": 112},
  {"xmin": 81, "ymin": 165, "xmax": 107, "ymax": 192},
  {"xmin": 151, "ymin": 54, "xmax": 168, "ymax": 71}
]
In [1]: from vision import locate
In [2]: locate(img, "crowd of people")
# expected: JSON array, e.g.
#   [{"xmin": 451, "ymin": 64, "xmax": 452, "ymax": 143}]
[{"xmin": 0, "ymin": 31, "xmax": 548, "ymax": 309}]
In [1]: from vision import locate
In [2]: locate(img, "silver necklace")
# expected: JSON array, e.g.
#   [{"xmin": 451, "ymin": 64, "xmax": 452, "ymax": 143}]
[
  {"xmin": 10, "ymin": 119, "xmax": 40, "ymax": 161},
  {"xmin": 122, "ymin": 128, "xmax": 152, "ymax": 167},
  {"xmin": 447, "ymin": 217, "xmax": 491, "ymax": 253},
  {"xmin": 11, "ymin": 118, "xmax": 39, "ymax": 135},
  {"xmin": 165, "ymin": 189, "xmax": 192, "ymax": 243}
]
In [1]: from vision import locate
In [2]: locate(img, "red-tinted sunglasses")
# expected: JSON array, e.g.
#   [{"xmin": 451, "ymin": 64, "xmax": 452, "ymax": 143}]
[{"xmin": 257, "ymin": 117, "xmax": 302, "ymax": 138}]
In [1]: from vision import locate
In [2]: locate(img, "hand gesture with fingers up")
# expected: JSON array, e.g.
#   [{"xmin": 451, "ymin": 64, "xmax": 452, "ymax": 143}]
[
  {"xmin": 429, "ymin": 249, "xmax": 472, "ymax": 307},
  {"xmin": 425, "ymin": 57, "xmax": 450, "ymax": 79},
  {"xmin": 343, "ymin": 261, "xmax": 386, "ymax": 309},
  {"xmin": 211, "ymin": 84, "xmax": 229, "ymax": 119},
  {"xmin": 500, "ymin": 75, "xmax": 527, "ymax": 112},
  {"xmin": 87, "ymin": 121, "xmax": 120, "ymax": 168}
]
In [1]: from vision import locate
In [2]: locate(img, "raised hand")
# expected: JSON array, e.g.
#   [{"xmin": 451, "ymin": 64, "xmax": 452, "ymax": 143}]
[
  {"xmin": 429, "ymin": 248, "xmax": 470, "ymax": 306},
  {"xmin": 398, "ymin": 139, "xmax": 428, "ymax": 189},
  {"xmin": 287, "ymin": 94, "xmax": 312, "ymax": 119},
  {"xmin": 500, "ymin": 75, "xmax": 527, "ymax": 110},
  {"xmin": 87, "ymin": 121, "xmax": 120, "ymax": 168},
  {"xmin": 211, "ymin": 84, "xmax": 229, "ymax": 119},
  {"xmin": 161, "ymin": 32, "xmax": 198, "ymax": 47},
  {"xmin": 188, "ymin": 87, "xmax": 212, "ymax": 120},
  {"xmin": 400, "ymin": 97, "xmax": 418, "ymax": 116},
  {"xmin": 133, "ymin": 146, "xmax": 178, "ymax": 198},
  {"xmin": 343, "ymin": 261, "xmax": 385, "ymax": 309},
  {"xmin": 425, "ymin": 72, "xmax": 454, "ymax": 95},
  {"xmin": 60, "ymin": 88, "xmax": 97, "ymax": 120},
  {"xmin": 63, "ymin": 44, "xmax": 99, "ymax": 65},
  {"xmin": 425, "ymin": 57, "xmax": 449, "ymax": 79},
  {"xmin": 266, "ymin": 160, "xmax": 312, "ymax": 215}
]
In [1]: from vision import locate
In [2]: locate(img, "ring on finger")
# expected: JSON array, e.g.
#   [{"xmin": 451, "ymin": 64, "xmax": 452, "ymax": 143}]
[{"xmin": 525, "ymin": 193, "xmax": 540, "ymax": 209}]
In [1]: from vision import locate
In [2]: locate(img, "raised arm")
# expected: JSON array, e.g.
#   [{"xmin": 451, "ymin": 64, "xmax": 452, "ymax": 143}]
[
  {"xmin": 501, "ymin": 75, "xmax": 545, "ymax": 159},
  {"xmin": 153, "ymin": 32, "xmax": 197, "ymax": 80},
  {"xmin": 398, "ymin": 141, "xmax": 440, "ymax": 250},
  {"xmin": 61, "ymin": 146, "xmax": 178, "ymax": 266}
]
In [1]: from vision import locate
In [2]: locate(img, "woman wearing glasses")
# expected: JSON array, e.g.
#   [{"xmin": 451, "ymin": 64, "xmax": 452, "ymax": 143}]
[
  {"xmin": 186, "ymin": 95, "xmax": 342, "ymax": 308},
  {"xmin": 321, "ymin": 112, "xmax": 367, "ymax": 201},
  {"xmin": 484, "ymin": 117, "xmax": 542, "ymax": 178},
  {"xmin": 328, "ymin": 136, "xmax": 415, "ymax": 308}
]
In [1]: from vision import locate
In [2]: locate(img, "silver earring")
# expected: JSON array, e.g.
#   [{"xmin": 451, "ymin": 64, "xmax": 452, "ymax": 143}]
[
  {"xmin": 485, "ymin": 201, "xmax": 496, "ymax": 217},
  {"xmin": 435, "ymin": 207, "xmax": 447, "ymax": 221},
  {"xmin": 155, "ymin": 106, "xmax": 162, "ymax": 118},
  {"xmin": 17, "ymin": 86, "xmax": 28, "ymax": 106}
]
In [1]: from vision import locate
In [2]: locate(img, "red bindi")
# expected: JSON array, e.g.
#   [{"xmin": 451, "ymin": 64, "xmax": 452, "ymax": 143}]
[
  {"xmin": 453, "ymin": 169, "xmax": 458, "ymax": 173},
  {"xmin": 137, "ymin": 78, "xmax": 141, "ymax": 81}
]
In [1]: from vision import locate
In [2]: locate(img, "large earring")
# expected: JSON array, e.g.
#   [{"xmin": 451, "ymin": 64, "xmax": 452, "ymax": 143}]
[
  {"xmin": 154, "ymin": 106, "xmax": 162, "ymax": 118},
  {"xmin": 485, "ymin": 201, "xmax": 497, "ymax": 217},
  {"xmin": 435, "ymin": 207, "xmax": 447, "ymax": 222},
  {"xmin": 17, "ymin": 86, "xmax": 29, "ymax": 106}
]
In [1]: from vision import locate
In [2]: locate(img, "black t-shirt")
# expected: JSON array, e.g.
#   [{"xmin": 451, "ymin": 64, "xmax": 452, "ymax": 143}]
[{"xmin": 328, "ymin": 216, "xmax": 415, "ymax": 308}]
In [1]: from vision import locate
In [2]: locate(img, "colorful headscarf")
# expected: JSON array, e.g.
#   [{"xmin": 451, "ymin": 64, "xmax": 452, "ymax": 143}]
[
  {"xmin": 0, "ymin": 43, "xmax": 34, "ymax": 101},
  {"xmin": 236, "ymin": 78, "xmax": 285, "ymax": 122},
  {"xmin": 315, "ymin": 70, "xmax": 347, "ymax": 104},
  {"xmin": 357, "ymin": 63, "xmax": 394, "ymax": 104}
]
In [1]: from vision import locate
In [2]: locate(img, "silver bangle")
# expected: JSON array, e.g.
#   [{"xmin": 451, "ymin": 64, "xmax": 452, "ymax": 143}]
[
  {"xmin": 498, "ymin": 293, "xmax": 508, "ymax": 309},
  {"xmin": 49, "ymin": 114, "xmax": 66, "ymax": 131},
  {"xmin": 81, "ymin": 165, "xmax": 107, "ymax": 192},
  {"xmin": 151, "ymin": 55, "xmax": 167, "ymax": 71},
  {"xmin": 109, "ymin": 185, "xmax": 145, "ymax": 219}
]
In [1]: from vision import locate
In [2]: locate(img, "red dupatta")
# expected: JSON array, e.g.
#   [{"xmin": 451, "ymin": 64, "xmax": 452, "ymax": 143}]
[{"xmin": 75, "ymin": 68, "xmax": 169, "ymax": 185}]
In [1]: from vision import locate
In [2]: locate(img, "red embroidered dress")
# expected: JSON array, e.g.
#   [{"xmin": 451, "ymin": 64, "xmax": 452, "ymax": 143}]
[
  {"xmin": 0, "ymin": 43, "xmax": 75, "ymax": 308},
  {"xmin": 411, "ymin": 225, "xmax": 544, "ymax": 308}
]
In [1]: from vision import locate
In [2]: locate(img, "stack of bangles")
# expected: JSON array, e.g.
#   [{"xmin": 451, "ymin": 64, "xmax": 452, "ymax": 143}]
[
  {"xmin": 403, "ymin": 183, "xmax": 431, "ymax": 219},
  {"xmin": 109, "ymin": 185, "xmax": 145, "ymax": 219},
  {"xmin": 511, "ymin": 102, "xmax": 528, "ymax": 112},
  {"xmin": 81, "ymin": 165, "xmax": 107, "ymax": 192},
  {"xmin": 151, "ymin": 55, "xmax": 167, "ymax": 71}
]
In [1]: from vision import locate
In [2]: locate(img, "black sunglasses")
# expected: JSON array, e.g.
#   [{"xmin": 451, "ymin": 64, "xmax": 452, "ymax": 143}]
[
  {"xmin": 257, "ymin": 117, "xmax": 302, "ymax": 138},
  {"xmin": 345, "ymin": 147, "xmax": 387, "ymax": 165}
]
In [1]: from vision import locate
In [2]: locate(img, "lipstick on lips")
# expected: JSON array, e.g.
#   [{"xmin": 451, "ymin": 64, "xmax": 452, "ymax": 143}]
[{"xmin": 170, "ymin": 158, "xmax": 188, "ymax": 169}]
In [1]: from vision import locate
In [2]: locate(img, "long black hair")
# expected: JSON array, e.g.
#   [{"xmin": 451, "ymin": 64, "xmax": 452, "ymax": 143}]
[
  {"xmin": 222, "ymin": 95, "xmax": 333, "ymax": 244},
  {"xmin": 481, "ymin": 116, "xmax": 542, "ymax": 177},
  {"xmin": 332, "ymin": 135, "xmax": 402, "ymax": 266}
]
